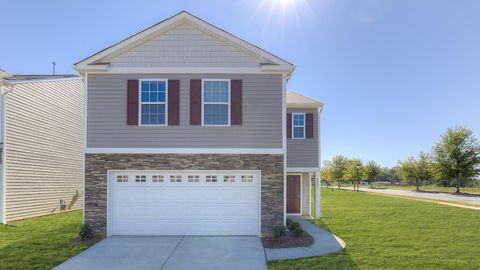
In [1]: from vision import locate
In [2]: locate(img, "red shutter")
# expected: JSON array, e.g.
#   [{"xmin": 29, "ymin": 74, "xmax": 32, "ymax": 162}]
[
  {"xmin": 168, "ymin": 80, "xmax": 180, "ymax": 125},
  {"xmin": 306, "ymin": 113, "xmax": 314, "ymax": 138},
  {"xmin": 190, "ymin": 79, "xmax": 202, "ymax": 125},
  {"xmin": 287, "ymin": 113, "xmax": 292, "ymax": 138},
  {"xmin": 231, "ymin": 80, "xmax": 242, "ymax": 125},
  {"xmin": 127, "ymin": 80, "xmax": 139, "ymax": 125}
]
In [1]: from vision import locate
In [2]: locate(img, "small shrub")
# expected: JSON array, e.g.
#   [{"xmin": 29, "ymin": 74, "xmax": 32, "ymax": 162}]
[
  {"xmin": 293, "ymin": 226, "xmax": 305, "ymax": 238},
  {"xmin": 272, "ymin": 224, "xmax": 287, "ymax": 241},
  {"xmin": 288, "ymin": 221, "xmax": 301, "ymax": 231},
  {"xmin": 79, "ymin": 224, "xmax": 93, "ymax": 240},
  {"xmin": 286, "ymin": 218, "xmax": 294, "ymax": 228}
]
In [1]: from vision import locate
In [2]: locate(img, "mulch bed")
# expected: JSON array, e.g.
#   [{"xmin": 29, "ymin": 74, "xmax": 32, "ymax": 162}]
[{"xmin": 262, "ymin": 231, "xmax": 314, "ymax": 249}]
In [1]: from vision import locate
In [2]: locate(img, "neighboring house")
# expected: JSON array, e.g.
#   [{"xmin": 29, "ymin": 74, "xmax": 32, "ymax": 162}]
[
  {"xmin": 75, "ymin": 11, "xmax": 323, "ymax": 237},
  {"xmin": 0, "ymin": 71, "xmax": 84, "ymax": 224}
]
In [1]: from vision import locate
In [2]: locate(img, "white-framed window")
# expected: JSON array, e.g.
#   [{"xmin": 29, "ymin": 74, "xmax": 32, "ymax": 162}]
[
  {"xmin": 170, "ymin": 175, "xmax": 182, "ymax": 183},
  {"xmin": 292, "ymin": 113, "xmax": 305, "ymax": 139},
  {"xmin": 139, "ymin": 79, "xmax": 168, "ymax": 125},
  {"xmin": 202, "ymin": 79, "xmax": 230, "ymax": 126},
  {"xmin": 223, "ymin": 175, "xmax": 236, "ymax": 183},
  {"xmin": 206, "ymin": 175, "xmax": 218, "ymax": 183},
  {"xmin": 152, "ymin": 175, "xmax": 164, "ymax": 183},
  {"xmin": 135, "ymin": 175, "xmax": 147, "ymax": 183},
  {"xmin": 241, "ymin": 175, "xmax": 253, "ymax": 183},
  {"xmin": 188, "ymin": 175, "xmax": 200, "ymax": 183},
  {"xmin": 116, "ymin": 175, "xmax": 128, "ymax": 183}
]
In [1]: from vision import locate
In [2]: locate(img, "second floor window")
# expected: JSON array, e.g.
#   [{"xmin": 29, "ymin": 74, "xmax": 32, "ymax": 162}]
[
  {"xmin": 140, "ymin": 80, "xmax": 167, "ymax": 125},
  {"xmin": 292, "ymin": 113, "xmax": 305, "ymax": 139},
  {"xmin": 203, "ymin": 79, "xmax": 230, "ymax": 126}
]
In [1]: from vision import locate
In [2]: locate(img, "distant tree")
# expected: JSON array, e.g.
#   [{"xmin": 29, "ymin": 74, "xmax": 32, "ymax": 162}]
[
  {"xmin": 398, "ymin": 157, "xmax": 421, "ymax": 190},
  {"xmin": 344, "ymin": 159, "xmax": 364, "ymax": 191},
  {"xmin": 432, "ymin": 126, "xmax": 480, "ymax": 193},
  {"xmin": 363, "ymin": 161, "xmax": 381, "ymax": 187},
  {"xmin": 416, "ymin": 152, "xmax": 433, "ymax": 187},
  {"xmin": 323, "ymin": 155, "xmax": 348, "ymax": 189},
  {"xmin": 374, "ymin": 166, "xmax": 400, "ymax": 183}
]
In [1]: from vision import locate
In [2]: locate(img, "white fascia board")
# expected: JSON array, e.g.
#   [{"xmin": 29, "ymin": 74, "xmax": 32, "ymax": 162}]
[
  {"xmin": 86, "ymin": 148, "xmax": 284, "ymax": 155},
  {"xmin": 87, "ymin": 67, "xmax": 267, "ymax": 74},
  {"xmin": 287, "ymin": 167, "xmax": 320, "ymax": 173}
]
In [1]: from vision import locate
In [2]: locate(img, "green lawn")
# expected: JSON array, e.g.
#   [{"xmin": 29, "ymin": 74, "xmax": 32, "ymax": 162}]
[
  {"xmin": 0, "ymin": 210, "xmax": 88, "ymax": 270},
  {"xmin": 370, "ymin": 185, "xmax": 480, "ymax": 195},
  {"xmin": 269, "ymin": 189, "xmax": 480, "ymax": 270}
]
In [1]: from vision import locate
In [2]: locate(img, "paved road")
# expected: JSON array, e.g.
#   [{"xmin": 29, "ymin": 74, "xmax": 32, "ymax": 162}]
[{"xmin": 343, "ymin": 187, "xmax": 480, "ymax": 205}]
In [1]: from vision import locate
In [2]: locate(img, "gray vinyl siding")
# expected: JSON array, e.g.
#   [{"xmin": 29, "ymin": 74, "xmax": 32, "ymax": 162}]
[
  {"xmin": 287, "ymin": 108, "xmax": 319, "ymax": 168},
  {"xmin": 4, "ymin": 79, "xmax": 84, "ymax": 222},
  {"xmin": 107, "ymin": 23, "xmax": 264, "ymax": 68},
  {"xmin": 87, "ymin": 74, "xmax": 282, "ymax": 148}
]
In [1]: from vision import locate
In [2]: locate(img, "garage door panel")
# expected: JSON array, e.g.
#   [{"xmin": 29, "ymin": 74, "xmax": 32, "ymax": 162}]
[
  {"xmin": 113, "ymin": 187, "xmax": 257, "ymax": 203},
  {"xmin": 109, "ymin": 170, "xmax": 260, "ymax": 235}
]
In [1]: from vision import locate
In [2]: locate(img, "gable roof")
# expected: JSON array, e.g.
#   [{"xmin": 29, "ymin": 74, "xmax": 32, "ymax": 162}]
[
  {"xmin": 74, "ymin": 11, "xmax": 295, "ymax": 75},
  {"xmin": 287, "ymin": 91, "xmax": 324, "ymax": 108}
]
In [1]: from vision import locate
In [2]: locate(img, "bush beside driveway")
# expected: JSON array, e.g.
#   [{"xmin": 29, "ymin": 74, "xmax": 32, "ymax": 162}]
[{"xmin": 0, "ymin": 210, "xmax": 88, "ymax": 270}]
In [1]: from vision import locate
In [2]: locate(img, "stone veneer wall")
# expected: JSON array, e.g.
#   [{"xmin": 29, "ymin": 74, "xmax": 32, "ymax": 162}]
[{"xmin": 85, "ymin": 154, "xmax": 284, "ymax": 237}]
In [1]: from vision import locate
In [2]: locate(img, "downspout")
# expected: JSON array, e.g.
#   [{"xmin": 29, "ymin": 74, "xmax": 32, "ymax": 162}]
[{"xmin": 315, "ymin": 104, "xmax": 324, "ymax": 218}]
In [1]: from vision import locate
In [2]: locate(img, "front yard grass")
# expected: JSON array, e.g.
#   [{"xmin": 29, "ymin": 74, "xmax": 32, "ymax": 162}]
[
  {"xmin": 0, "ymin": 210, "xmax": 88, "ymax": 270},
  {"xmin": 269, "ymin": 189, "xmax": 480, "ymax": 270}
]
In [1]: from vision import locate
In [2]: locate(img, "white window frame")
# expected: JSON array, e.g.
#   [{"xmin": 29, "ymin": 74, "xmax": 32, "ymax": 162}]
[
  {"xmin": 292, "ymin": 112, "xmax": 306, "ymax": 139},
  {"xmin": 201, "ymin": 79, "xmax": 231, "ymax": 126},
  {"xmin": 138, "ymin": 79, "xmax": 168, "ymax": 126}
]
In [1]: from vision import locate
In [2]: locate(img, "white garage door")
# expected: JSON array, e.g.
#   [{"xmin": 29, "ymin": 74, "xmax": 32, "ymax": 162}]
[{"xmin": 108, "ymin": 170, "xmax": 260, "ymax": 236}]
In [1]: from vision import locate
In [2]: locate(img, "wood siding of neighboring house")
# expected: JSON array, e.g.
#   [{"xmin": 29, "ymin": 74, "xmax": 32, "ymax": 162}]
[
  {"xmin": 87, "ymin": 73, "xmax": 282, "ymax": 148},
  {"xmin": 286, "ymin": 108, "xmax": 319, "ymax": 168},
  {"xmin": 4, "ymin": 79, "xmax": 84, "ymax": 222},
  {"xmin": 105, "ymin": 22, "xmax": 264, "ymax": 68}
]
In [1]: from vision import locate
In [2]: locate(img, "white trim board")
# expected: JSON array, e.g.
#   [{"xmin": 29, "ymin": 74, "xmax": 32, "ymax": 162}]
[{"xmin": 85, "ymin": 148, "xmax": 284, "ymax": 154}]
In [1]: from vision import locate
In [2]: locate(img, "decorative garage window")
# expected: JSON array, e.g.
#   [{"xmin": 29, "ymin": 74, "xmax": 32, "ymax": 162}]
[
  {"xmin": 188, "ymin": 175, "xmax": 200, "ymax": 183},
  {"xmin": 116, "ymin": 175, "xmax": 128, "ymax": 183},
  {"xmin": 206, "ymin": 175, "xmax": 218, "ymax": 183},
  {"xmin": 135, "ymin": 175, "xmax": 147, "ymax": 183},
  {"xmin": 241, "ymin": 175, "xmax": 253, "ymax": 183},
  {"xmin": 170, "ymin": 175, "xmax": 182, "ymax": 183},
  {"xmin": 223, "ymin": 175, "xmax": 235, "ymax": 183},
  {"xmin": 292, "ymin": 113, "xmax": 305, "ymax": 139},
  {"xmin": 203, "ymin": 79, "xmax": 230, "ymax": 126},
  {"xmin": 152, "ymin": 175, "xmax": 164, "ymax": 183},
  {"xmin": 140, "ymin": 79, "xmax": 167, "ymax": 125}
]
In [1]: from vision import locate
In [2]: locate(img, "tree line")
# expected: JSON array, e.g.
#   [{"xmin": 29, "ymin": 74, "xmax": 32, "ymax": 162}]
[{"xmin": 322, "ymin": 126, "xmax": 480, "ymax": 193}]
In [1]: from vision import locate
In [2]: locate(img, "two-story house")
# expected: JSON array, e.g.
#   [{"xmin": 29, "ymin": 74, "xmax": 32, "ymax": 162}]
[{"xmin": 75, "ymin": 11, "xmax": 323, "ymax": 237}]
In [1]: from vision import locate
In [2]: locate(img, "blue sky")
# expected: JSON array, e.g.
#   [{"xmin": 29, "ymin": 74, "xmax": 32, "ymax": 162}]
[{"xmin": 2, "ymin": 0, "xmax": 479, "ymax": 167}]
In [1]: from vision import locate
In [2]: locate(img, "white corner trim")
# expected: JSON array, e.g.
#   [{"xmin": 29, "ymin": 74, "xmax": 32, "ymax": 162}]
[
  {"xmin": 85, "ymin": 148, "xmax": 284, "ymax": 155},
  {"xmin": 287, "ymin": 167, "xmax": 320, "ymax": 173}
]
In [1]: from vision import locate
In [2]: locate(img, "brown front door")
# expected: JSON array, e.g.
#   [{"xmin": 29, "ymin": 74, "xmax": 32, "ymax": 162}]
[{"xmin": 287, "ymin": 175, "xmax": 301, "ymax": 214}]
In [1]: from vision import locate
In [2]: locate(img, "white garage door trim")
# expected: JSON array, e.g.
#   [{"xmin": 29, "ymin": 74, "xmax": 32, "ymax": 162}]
[{"xmin": 106, "ymin": 169, "xmax": 261, "ymax": 237}]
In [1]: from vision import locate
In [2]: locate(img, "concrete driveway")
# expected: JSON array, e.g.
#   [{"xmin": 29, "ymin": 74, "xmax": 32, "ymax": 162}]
[{"xmin": 54, "ymin": 236, "xmax": 267, "ymax": 270}]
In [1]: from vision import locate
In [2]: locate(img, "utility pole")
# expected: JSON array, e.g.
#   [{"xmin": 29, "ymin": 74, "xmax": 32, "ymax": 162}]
[{"xmin": 52, "ymin": 61, "xmax": 56, "ymax": 75}]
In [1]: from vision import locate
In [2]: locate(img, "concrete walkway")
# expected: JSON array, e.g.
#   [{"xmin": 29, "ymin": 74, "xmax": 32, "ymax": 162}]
[
  {"xmin": 265, "ymin": 217, "xmax": 345, "ymax": 261},
  {"xmin": 55, "ymin": 236, "xmax": 267, "ymax": 270},
  {"xmin": 343, "ymin": 187, "xmax": 480, "ymax": 206}
]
